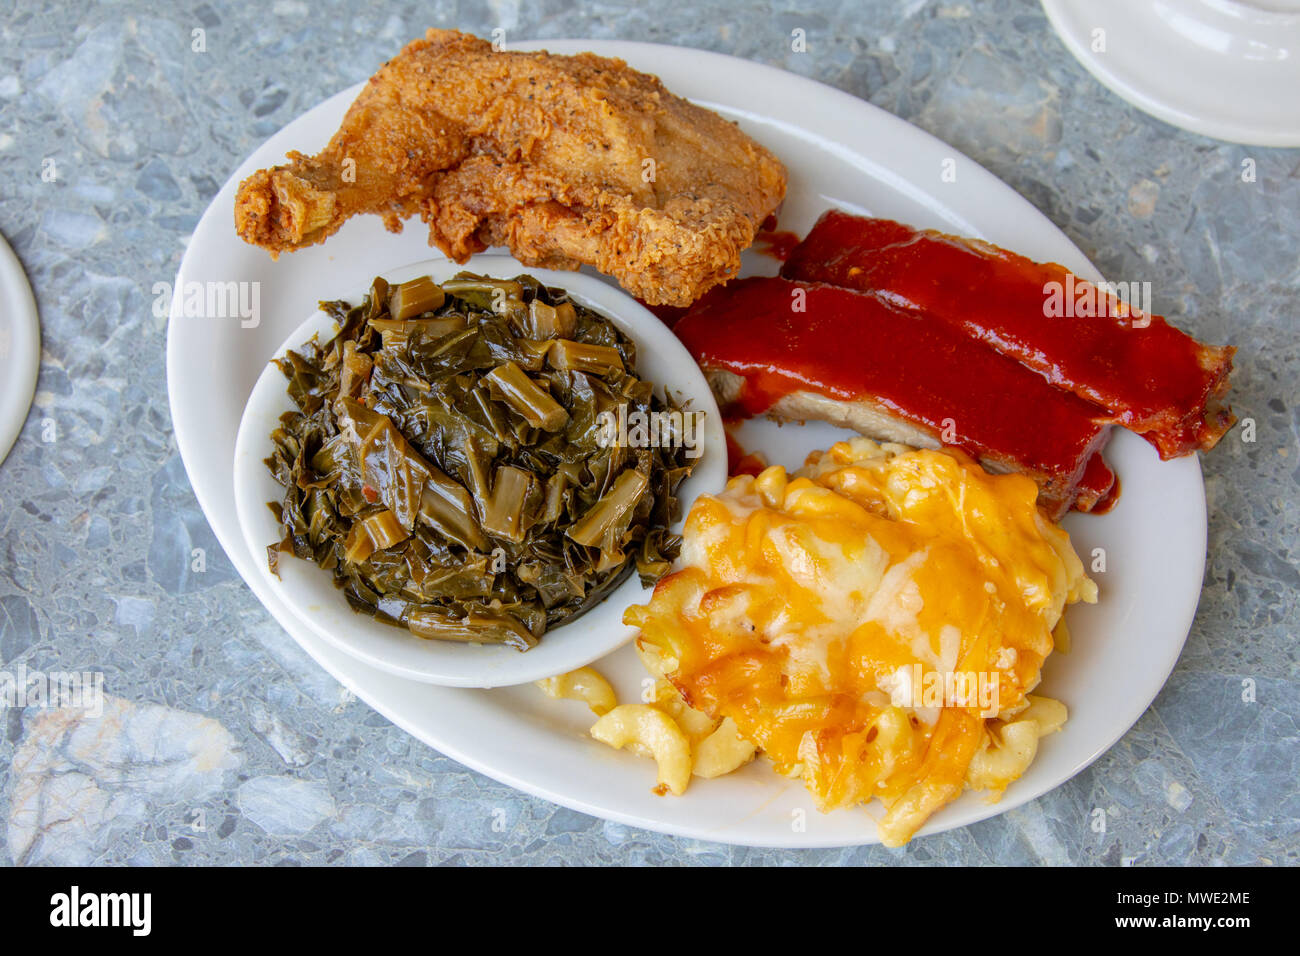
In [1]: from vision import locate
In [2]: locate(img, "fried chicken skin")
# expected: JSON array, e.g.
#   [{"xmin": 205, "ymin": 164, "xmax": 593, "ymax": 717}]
[{"xmin": 234, "ymin": 29, "xmax": 788, "ymax": 306}]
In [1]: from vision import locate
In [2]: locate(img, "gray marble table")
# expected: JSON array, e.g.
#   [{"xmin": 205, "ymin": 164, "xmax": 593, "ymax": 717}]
[{"xmin": 0, "ymin": 0, "xmax": 1295, "ymax": 866}]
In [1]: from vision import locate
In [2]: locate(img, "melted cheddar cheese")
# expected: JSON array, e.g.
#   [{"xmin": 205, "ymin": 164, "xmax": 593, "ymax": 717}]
[{"xmin": 625, "ymin": 438, "xmax": 1096, "ymax": 845}]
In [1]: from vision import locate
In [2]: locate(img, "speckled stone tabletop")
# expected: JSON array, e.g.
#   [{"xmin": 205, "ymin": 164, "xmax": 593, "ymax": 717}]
[{"xmin": 0, "ymin": 0, "xmax": 1296, "ymax": 866}]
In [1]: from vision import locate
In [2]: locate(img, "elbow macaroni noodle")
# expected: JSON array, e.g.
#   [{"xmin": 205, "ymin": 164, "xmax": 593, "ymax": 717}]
[
  {"xmin": 537, "ymin": 661, "xmax": 757, "ymax": 795},
  {"xmin": 589, "ymin": 705, "xmax": 693, "ymax": 795},
  {"xmin": 535, "ymin": 666, "xmax": 617, "ymax": 716}
]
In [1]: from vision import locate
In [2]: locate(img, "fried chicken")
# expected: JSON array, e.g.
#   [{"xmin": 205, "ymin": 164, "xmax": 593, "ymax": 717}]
[{"xmin": 234, "ymin": 29, "xmax": 788, "ymax": 306}]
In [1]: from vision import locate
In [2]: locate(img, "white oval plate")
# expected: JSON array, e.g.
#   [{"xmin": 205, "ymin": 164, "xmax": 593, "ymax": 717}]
[
  {"xmin": 1043, "ymin": 0, "xmax": 1300, "ymax": 146},
  {"xmin": 167, "ymin": 39, "xmax": 1207, "ymax": 847},
  {"xmin": 232, "ymin": 255, "xmax": 725, "ymax": 687},
  {"xmin": 0, "ymin": 232, "xmax": 40, "ymax": 467}
]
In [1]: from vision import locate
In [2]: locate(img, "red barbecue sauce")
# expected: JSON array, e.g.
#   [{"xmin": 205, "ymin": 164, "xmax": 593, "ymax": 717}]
[
  {"xmin": 675, "ymin": 277, "xmax": 1115, "ymax": 515},
  {"xmin": 1074, "ymin": 451, "xmax": 1120, "ymax": 515},
  {"xmin": 782, "ymin": 211, "xmax": 1235, "ymax": 459},
  {"xmin": 754, "ymin": 228, "xmax": 802, "ymax": 263},
  {"xmin": 725, "ymin": 432, "xmax": 767, "ymax": 477}
]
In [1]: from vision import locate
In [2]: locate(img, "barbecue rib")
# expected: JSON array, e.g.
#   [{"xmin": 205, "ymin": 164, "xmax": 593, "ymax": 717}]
[
  {"xmin": 234, "ymin": 29, "xmax": 788, "ymax": 306},
  {"xmin": 674, "ymin": 277, "xmax": 1116, "ymax": 519},
  {"xmin": 782, "ymin": 212, "xmax": 1235, "ymax": 458}
]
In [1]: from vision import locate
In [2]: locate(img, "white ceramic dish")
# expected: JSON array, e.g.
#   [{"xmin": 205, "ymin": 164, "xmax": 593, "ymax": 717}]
[
  {"xmin": 232, "ymin": 255, "xmax": 726, "ymax": 687},
  {"xmin": 1042, "ymin": 0, "xmax": 1300, "ymax": 146},
  {"xmin": 167, "ymin": 39, "xmax": 1208, "ymax": 846},
  {"xmin": 0, "ymin": 232, "xmax": 40, "ymax": 466}
]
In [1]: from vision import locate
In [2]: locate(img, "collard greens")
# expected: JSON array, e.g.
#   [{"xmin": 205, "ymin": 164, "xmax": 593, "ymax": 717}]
[{"xmin": 264, "ymin": 273, "xmax": 697, "ymax": 651}]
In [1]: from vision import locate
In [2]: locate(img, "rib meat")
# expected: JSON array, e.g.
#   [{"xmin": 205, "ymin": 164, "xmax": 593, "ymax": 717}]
[{"xmin": 782, "ymin": 211, "xmax": 1235, "ymax": 458}]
